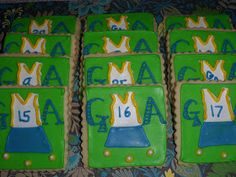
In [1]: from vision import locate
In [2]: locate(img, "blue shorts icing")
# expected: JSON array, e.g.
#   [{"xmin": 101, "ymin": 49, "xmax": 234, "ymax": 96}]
[
  {"xmin": 199, "ymin": 121, "xmax": 236, "ymax": 148},
  {"xmin": 105, "ymin": 125, "xmax": 150, "ymax": 148},
  {"xmin": 5, "ymin": 126, "xmax": 52, "ymax": 153}
]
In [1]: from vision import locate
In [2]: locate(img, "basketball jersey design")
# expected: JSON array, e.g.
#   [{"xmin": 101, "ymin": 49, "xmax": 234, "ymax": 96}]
[
  {"xmin": 103, "ymin": 36, "xmax": 131, "ymax": 53},
  {"xmin": 192, "ymin": 35, "xmax": 217, "ymax": 53},
  {"xmin": 29, "ymin": 19, "xmax": 52, "ymax": 34},
  {"xmin": 11, "ymin": 93, "xmax": 42, "ymax": 128},
  {"xmin": 17, "ymin": 62, "xmax": 42, "ymax": 86},
  {"xmin": 200, "ymin": 60, "xmax": 226, "ymax": 81},
  {"xmin": 6, "ymin": 93, "xmax": 52, "ymax": 153},
  {"xmin": 107, "ymin": 15, "xmax": 128, "ymax": 30},
  {"xmin": 186, "ymin": 16, "xmax": 208, "ymax": 28},
  {"xmin": 110, "ymin": 91, "xmax": 142, "ymax": 127},
  {"xmin": 21, "ymin": 37, "xmax": 46, "ymax": 54},
  {"xmin": 201, "ymin": 88, "xmax": 234, "ymax": 122},
  {"xmin": 108, "ymin": 61, "xmax": 134, "ymax": 85}
]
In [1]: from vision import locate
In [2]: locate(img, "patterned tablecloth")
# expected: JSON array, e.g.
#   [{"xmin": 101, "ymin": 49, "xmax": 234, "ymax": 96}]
[{"xmin": 0, "ymin": 1, "xmax": 236, "ymax": 176}]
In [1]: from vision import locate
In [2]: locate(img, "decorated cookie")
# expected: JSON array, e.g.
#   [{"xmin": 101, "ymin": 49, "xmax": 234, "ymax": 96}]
[
  {"xmin": 10, "ymin": 16, "xmax": 80, "ymax": 35},
  {"xmin": 165, "ymin": 14, "xmax": 232, "ymax": 31},
  {"xmin": 84, "ymin": 54, "xmax": 164, "ymax": 85},
  {"xmin": 3, "ymin": 33, "xmax": 77, "ymax": 57},
  {"xmin": 86, "ymin": 13, "xmax": 156, "ymax": 32},
  {"xmin": 83, "ymin": 31, "xmax": 158, "ymax": 55},
  {"xmin": 0, "ymin": 87, "xmax": 68, "ymax": 170},
  {"xmin": 168, "ymin": 29, "xmax": 236, "ymax": 54},
  {"xmin": 171, "ymin": 54, "xmax": 236, "ymax": 82},
  {"xmin": 0, "ymin": 55, "xmax": 74, "ymax": 86},
  {"xmin": 175, "ymin": 82, "xmax": 236, "ymax": 163},
  {"xmin": 82, "ymin": 85, "xmax": 167, "ymax": 168}
]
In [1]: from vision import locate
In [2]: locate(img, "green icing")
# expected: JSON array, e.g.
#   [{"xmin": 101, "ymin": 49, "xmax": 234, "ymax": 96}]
[
  {"xmin": 180, "ymin": 83, "xmax": 236, "ymax": 163},
  {"xmin": 87, "ymin": 13, "xmax": 154, "ymax": 32},
  {"xmin": 169, "ymin": 30, "xmax": 236, "ymax": 54},
  {"xmin": 165, "ymin": 15, "xmax": 232, "ymax": 31},
  {"xmin": 84, "ymin": 31, "xmax": 158, "ymax": 55},
  {"xmin": 0, "ymin": 56, "xmax": 69, "ymax": 86},
  {"xmin": 0, "ymin": 87, "xmax": 65, "ymax": 169},
  {"xmin": 84, "ymin": 54, "xmax": 163, "ymax": 85},
  {"xmin": 11, "ymin": 16, "xmax": 77, "ymax": 34},
  {"xmin": 86, "ymin": 85, "xmax": 167, "ymax": 168},
  {"xmin": 3, "ymin": 33, "xmax": 72, "ymax": 57},
  {"xmin": 173, "ymin": 54, "xmax": 236, "ymax": 81}
]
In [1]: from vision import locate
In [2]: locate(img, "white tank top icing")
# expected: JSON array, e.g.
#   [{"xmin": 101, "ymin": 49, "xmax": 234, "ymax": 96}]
[
  {"xmin": 29, "ymin": 19, "xmax": 52, "ymax": 34},
  {"xmin": 108, "ymin": 61, "xmax": 134, "ymax": 85},
  {"xmin": 200, "ymin": 60, "xmax": 226, "ymax": 81},
  {"xmin": 106, "ymin": 15, "xmax": 128, "ymax": 30},
  {"xmin": 21, "ymin": 37, "xmax": 46, "ymax": 54},
  {"xmin": 11, "ymin": 93, "xmax": 42, "ymax": 128},
  {"xmin": 103, "ymin": 36, "xmax": 131, "ymax": 53},
  {"xmin": 17, "ymin": 62, "xmax": 42, "ymax": 86},
  {"xmin": 110, "ymin": 91, "xmax": 142, "ymax": 127},
  {"xmin": 192, "ymin": 35, "xmax": 217, "ymax": 53},
  {"xmin": 202, "ymin": 88, "xmax": 234, "ymax": 122},
  {"xmin": 186, "ymin": 16, "xmax": 208, "ymax": 28}
]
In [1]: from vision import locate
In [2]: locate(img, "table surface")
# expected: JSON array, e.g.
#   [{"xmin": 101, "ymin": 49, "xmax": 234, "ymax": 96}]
[{"xmin": 0, "ymin": 1, "xmax": 236, "ymax": 177}]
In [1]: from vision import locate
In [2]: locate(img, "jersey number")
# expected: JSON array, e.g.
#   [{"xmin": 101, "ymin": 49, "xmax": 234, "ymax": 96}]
[
  {"xmin": 118, "ymin": 106, "xmax": 131, "ymax": 118},
  {"xmin": 210, "ymin": 105, "xmax": 223, "ymax": 118}
]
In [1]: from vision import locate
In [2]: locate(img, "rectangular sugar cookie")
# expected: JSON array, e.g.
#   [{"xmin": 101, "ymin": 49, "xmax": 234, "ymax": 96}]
[
  {"xmin": 168, "ymin": 29, "xmax": 236, "ymax": 54},
  {"xmin": 84, "ymin": 54, "xmax": 164, "ymax": 86},
  {"xmin": 82, "ymin": 85, "xmax": 167, "ymax": 168},
  {"xmin": 10, "ymin": 16, "xmax": 80, "ymax": 35},
  {"xmin": 175, "ymin": 81, "xmax": 236, "ymax": 163},
  {"xmin": 3, "ymin": 33, "xmax": 77, "ymax": 58},
  {"xmin": 86, "ymin": 13, "xmax": 156, "ymax": 32},
  {"xmin": 83, "ymin": 31, "xmax": 158, "ymax": 55},
  {"xmin": 165, "ymin": 14, "xmax": 232, "ymax": 31},
  {"xmin": 171, "ymin": 54, "xmax": 236, "ymax": 83},
  {"xmin": 0, "ymin": 87, "xmax": 68, "ymax": 170}
]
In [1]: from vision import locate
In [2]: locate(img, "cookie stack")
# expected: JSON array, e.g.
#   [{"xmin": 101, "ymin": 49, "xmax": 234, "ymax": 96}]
[
  {"xmin": 0, "ymin": 16, "xmax": 80, "ymax": 170},
  {"xmin": 165, "ymin": 14, "xmax": 236, "ymax": 163},
  {"xmin": 82, "ymin": 13, "xmax": 168, "ymax": 168}
]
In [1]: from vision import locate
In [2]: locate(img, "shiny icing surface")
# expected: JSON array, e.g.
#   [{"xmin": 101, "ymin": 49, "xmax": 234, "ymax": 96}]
[
  {"xmin": 0, "ymin": 56, "xmax": 69, "ymax": 86},
  {"xmin": 84, "ymin": 54, "xmax": 163, "ymax": 85},
  {"xmin": 165, "ymin": 14, "xmax": 232, "ymax": 30},
  {"xmin": 83, "ymin": 31, "xmax": 158, "ymax": 55},
  {"xmin": 0, "ymin": 87, "xmax": 65, "ymax": 169},
  {"xmin": 169, "ymin": 30, "xmax": 236, "ymax": 54},
  {"xmin": 86, "ymin": 85, "xmax": 167, "ymax": 168},
  {"xmin": 3, "ymin": 33, "xmax": 72, "ymax": 57},
  {"xmin": 11, "ymin": 16, "xmax": 77, "ymax": 34},
  {"xmin": 179, "ymin": 83, "xmax": 236, "ymax": 163},
  {"xmin": 87, "ymin": 13, "xmax": 154, "ymax": 32},
  {"xmin": 173, "ymin": 54, "xmax": 236, "ymax": 81}
]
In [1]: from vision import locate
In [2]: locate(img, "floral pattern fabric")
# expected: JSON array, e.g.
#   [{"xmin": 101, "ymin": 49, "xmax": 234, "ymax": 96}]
[{"xmin": 0, "ymin": 0, "xmax": 236, "ymax": 176}]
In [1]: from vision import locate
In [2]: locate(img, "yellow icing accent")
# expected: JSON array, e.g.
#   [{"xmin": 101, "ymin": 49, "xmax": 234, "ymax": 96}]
[
  {"xmin": 125, "ymin": 155, "xmax": 133, "ymax": 163},
  {"xmin": 103, "ymin": 150, "xmax": 111, "ymax": 157},
  {"xmin": 201, "ymin": 88, "xmax": 235, "ymax": 121},
  {"xmin": 185, "ymin": 16, "xmax": 208, "ymax": 28},
  {"xmin": 17, "ymin": 62, "xmax": 42, "ymax": 85},
  {"xmin": 20, "ymin": 37, "xmax": 46, "ymax": 54},
  {"xmin": 106, "ymin": 15, "xmax": 128, "ymax": 30},
  {"xmin": 29, "ymin": 19, "xmax": 52, "ymax": 34},
  {"xmin": 192, "ymin": 35, "xmax": 217, "ymax": 52},
  {"xmin": 110, "ymin": 92, "xmax": 142, "ymax": 125},
  {"xmin": 103, "ymin": 36, "xmax": 131, "ymax": 53},
  {"xmin": 49, "ymin": 154, "xmax": 56, "ymax": 161},
  {"xmin": 10, "ymin": 93, "xmax": 42, "ymax": 127},
  {"xmin": 108, "ymin": 62, "xmax": 135, "ymax": 84},
  {"xmin": 25, "ymin": 160, "xmax": 32, "ymax": 167},
  {"xmin": 3, "ymin": 153, "xmax": 10, "ymax": 160},
  {"xmin": 200, "ymin": 60, "xmax": 226, "ymax": 81}
]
